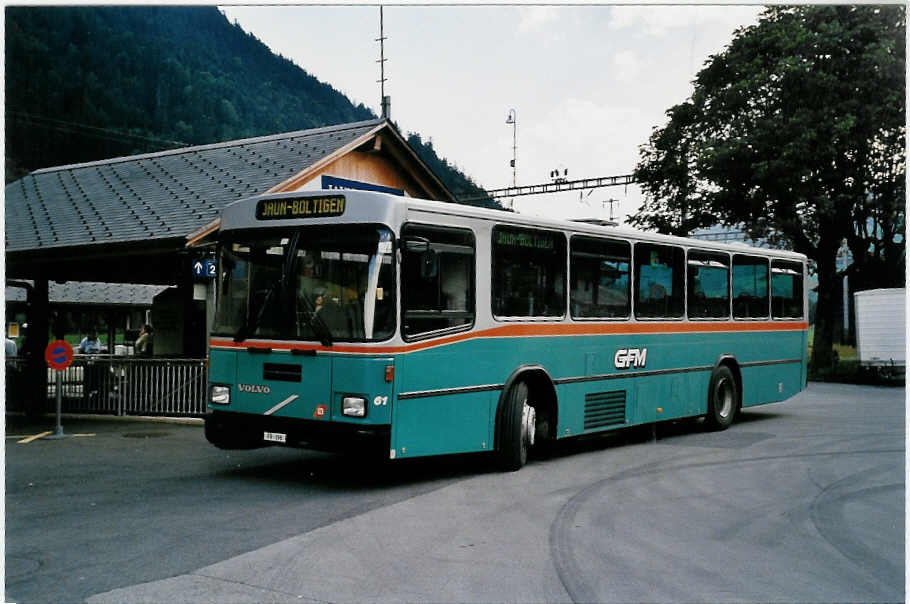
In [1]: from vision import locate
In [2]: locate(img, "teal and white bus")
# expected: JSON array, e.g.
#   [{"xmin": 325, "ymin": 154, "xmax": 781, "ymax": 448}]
[{"xmin": 205, "ymin": 190, "xmax": 808, "ymax": 470}]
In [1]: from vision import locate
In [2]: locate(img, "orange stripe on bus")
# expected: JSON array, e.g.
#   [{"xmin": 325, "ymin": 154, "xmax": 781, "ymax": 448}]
[{"xmin": 210, "ymin": 321, "xmax": 808, "ymax": 355}]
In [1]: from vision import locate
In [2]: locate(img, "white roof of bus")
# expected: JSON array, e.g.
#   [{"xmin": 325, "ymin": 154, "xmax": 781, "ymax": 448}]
[
  {"xmin": 402, "ymin": 195, "xmax": 806, "ymax": 261},
  {"xmin": 223, "ymin": 190, "xmax": 807, "ymax": 262}
]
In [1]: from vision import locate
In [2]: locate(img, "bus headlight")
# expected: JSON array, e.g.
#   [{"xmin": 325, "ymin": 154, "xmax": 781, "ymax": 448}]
[
  {"xmin": 210, "ymin": 385, "xmax": 231, "ymax": 405},
  {"xmin": 342, "ymin": 396, "xmax": 366, "ymax": 417}
]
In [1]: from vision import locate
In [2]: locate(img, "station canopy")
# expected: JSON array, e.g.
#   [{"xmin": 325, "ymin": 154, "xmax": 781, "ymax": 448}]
[
  {"xmin": 5, "ymin": 118, "xmax": 453, "ymax": 285},
  {"xmin": 5, "ymin": 280, "xmax": 169, "ymax": 308}
]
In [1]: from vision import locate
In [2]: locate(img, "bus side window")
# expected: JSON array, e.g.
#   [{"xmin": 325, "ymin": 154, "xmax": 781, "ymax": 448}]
[
  {"xmin": 732, "ymin": 254, "xmax": 769, "ymax": 319},
  {"xmin": 401, "ymin": 224, "xmax": 475, "ymax": 340},
  {"xmin": 492, "ymin": 226, "xmax": 567, "ymax": 319},
  {"xmin": 633, "ymin": 243, "xmax": 685, "ymax": 319},
  {"xmin": 570, "ymin": 235, "xmax": 630, "ymax": 319},
  {"xmin": 771, "ymin": 260, "xmax": 804, "ymax": 319},
  {"xmin": 687, "ymin": 250, "xmax": 730, "ymax": 319}
]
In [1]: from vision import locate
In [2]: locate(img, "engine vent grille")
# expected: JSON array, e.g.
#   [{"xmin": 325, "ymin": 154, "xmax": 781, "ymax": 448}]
[
  {"xmin": 263, "ymin": 363, "xmax": 302, "ymax": 383},
  {"xmin": 584, "ymin": 390, "xmax": 626, "ymax": 429}
]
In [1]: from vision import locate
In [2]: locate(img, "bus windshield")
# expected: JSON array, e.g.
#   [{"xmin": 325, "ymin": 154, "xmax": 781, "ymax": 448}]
[{"xmin": 213, "ymin": 225, "xmax": 396, "ymax": 343}]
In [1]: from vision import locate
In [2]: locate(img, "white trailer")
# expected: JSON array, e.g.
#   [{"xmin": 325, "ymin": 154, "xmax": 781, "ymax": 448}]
[{"xmin": 854, "ymin": 288, "xmax": 905, "ymax": 377}]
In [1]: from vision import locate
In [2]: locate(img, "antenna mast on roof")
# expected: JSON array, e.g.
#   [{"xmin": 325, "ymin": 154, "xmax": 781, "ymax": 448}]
[{"xmin": 376, "ymin": 6, "xmax": 390, "ymax": 119}]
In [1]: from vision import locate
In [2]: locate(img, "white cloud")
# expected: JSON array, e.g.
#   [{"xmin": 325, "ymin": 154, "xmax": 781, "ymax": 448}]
[
  {"xmin": 523, "ymin": 97, "xmax": 649, "ymax": 183},
  {"xmin": 608, "ymin": 6, "xmax": 760, "ymax": 37},
  {"xmin": 612, "ymin": 50, "xmax": 640, "ymax": 82},
  {"xmin": 517, "ymin": 6, "xmax": 560, "ymax": 33}
]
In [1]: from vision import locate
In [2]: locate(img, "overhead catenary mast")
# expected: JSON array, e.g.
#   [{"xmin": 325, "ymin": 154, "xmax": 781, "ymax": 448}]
[
  {"xmin": 376, "ymin": 6, "xmax": 390, "ymax": 118},
  {"xmin": 603, "ymin": 198, "xmax": 620, "ymax": 222}
]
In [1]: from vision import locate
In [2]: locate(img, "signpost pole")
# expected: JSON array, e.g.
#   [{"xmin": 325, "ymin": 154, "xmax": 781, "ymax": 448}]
[{"xmin": 49, "ymin": 371, "xmax": 65, "ymax": 438}]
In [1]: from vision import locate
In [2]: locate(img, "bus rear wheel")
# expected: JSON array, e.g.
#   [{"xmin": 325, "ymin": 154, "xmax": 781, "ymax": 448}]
[
  {"xmin": 498, "ymin": 381, "xmax": 536, "ymax": 471},
  {"xmin": 705, "ymin": 365, "xmax": 738, "ymax": 430}
]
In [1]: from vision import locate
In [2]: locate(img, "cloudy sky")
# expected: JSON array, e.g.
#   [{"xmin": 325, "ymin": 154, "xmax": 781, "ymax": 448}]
[{"xmin": 220, "ymin": 5, "xmax": 762, "ymax": 224}]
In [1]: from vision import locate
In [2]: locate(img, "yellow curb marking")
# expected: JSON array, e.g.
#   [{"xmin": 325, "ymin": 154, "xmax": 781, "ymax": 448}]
[
  {"xmin": 18, "ymin": 431, "xmax": 52, "ymax": 444},
  {"xmin": 9, "ymin": 432, "xmax": 95, "ymax": 440}
]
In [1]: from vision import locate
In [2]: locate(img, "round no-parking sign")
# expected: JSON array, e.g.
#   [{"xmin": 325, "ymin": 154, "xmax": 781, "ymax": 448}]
[{"xmin": 45, "ymin": 340, "xmax": 74, "ymax": 371}]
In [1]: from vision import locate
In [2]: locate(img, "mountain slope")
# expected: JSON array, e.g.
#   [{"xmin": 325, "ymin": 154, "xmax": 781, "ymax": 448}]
[{"xmin": 4, "ymin": 6, "xmax": 493, "ymax": 205}]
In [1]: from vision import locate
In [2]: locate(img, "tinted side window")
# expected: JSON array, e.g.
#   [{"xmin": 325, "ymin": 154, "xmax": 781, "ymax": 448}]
[
  {"xmin": 634, "ymin": 243, "xmax": 685, "ymax": 318},
  {"xmin": 771, "ymin": 260, "xmax": 804, "ymax": 319},
  {"xmin": 401, "ymin": 225, "xmax": 475, "ymax": 339},
  {"xmin": 570, "ymin": 236, "xmax": 630, "ymax": 319},
  {"xmin": 492, "ymin": 226, "xmax": 566, "ymax": 318},
  {"xmin": 732, "ymin": 255, "xmax": 769, "ymax": 318},
  {"xmin": 687, "ymin": 250, "xmax": 730, "ymax": 319}
]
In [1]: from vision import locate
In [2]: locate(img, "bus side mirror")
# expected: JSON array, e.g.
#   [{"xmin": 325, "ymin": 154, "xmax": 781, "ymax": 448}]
[
  {"xmin": 402, "ymin": 236, "xmax": 430, "ymax": 254},
  {"xmin": 420, "ymin": 249, "xmax": 438, "ymax": 280},
  {"xmin": 402, "ymin": 236, "xmax": 438, "ymax": 280}
]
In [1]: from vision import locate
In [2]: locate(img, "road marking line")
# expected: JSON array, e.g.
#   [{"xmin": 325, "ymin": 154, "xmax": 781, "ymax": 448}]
[
  {"xmin": 72, "ymin": 433, "xmax": 96, "ymax": 437},
  {"xmin": 18, "ymin": 431, "xmax": 52, "ymax": 444}
]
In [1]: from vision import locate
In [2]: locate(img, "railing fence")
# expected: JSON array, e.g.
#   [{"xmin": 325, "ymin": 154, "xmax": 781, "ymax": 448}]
[{"xmin": 5, "ymin": 356, "xmax": 208, "ymax": 416}]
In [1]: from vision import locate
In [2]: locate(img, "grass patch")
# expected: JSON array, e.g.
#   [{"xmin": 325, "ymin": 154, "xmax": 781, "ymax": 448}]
[
  {"xmin": 806, "ymin": 324, "xmax": 900, "ymax": 383},
  {"xmin": 807, "ymin": 324, "xmax": 857, "ymax": 362}
]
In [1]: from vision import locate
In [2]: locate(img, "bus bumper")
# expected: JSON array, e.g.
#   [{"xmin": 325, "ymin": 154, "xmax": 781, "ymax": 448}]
[{"xmin": 205, "ymin": 410, "xmax": 391, "ymax": 453}]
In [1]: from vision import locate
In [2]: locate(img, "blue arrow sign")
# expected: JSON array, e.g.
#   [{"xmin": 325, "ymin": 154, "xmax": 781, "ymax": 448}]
[{"xmin": 192, "ymin": 259, "xmax": 217, "ymax": 279}]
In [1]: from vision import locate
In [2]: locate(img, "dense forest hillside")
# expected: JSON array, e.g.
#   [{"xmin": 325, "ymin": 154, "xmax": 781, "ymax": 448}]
[{"xmin": 5, "ymin": 6, "xmax": 494, "ymax": 205}]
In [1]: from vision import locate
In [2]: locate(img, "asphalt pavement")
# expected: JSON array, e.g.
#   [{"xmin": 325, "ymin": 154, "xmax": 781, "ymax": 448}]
[{"xmin": 6, "ymin": 382, "xmax": 904, "ymax": 603}]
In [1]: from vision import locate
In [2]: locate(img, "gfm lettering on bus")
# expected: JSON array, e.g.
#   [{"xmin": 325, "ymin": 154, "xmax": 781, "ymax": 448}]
[
  {"xmin": 614, "ymin": 348, "xmax": 648, "ymax": 370},
  {"xmin": 256, "ymin": 195, "xmax": 346, "ymax": 220}
]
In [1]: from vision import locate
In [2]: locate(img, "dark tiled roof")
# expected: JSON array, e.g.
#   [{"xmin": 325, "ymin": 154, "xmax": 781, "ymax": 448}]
[
  {"xmin": 5, "ymin": 281, "xmax": 171, "ymax": 306},
  {"xmin": 5, "ymin": 119, "xmax": 383, "ymax": 252}
]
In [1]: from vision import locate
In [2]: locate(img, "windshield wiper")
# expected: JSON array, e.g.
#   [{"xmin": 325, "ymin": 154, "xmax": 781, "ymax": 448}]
[
  {"xmin": 298, "ymin": 293, "xmax": 333, "ymax": 347},
  {"xmin": 233, "ymin": 322, "xmax": 250, "ymax": 344},
  {"xmin": 234, "ymin": 281, "xmax": 278, "ymax": 343}
]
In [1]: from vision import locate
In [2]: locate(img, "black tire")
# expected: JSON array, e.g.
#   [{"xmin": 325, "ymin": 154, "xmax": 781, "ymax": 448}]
[
  {"xmin": 533, "ymin": 413, "xmax": 556, "ymax": 459},
  {"xmin": 497, "ymin": 381, "xmax": 535, "ymax": 471},
  {"xmin": 704, "ymin": 365, "xmax": 738, "ymax": 431}
]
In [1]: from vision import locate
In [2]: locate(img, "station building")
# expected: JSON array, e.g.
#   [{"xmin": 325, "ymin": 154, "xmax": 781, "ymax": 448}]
[{"xmin": 5, "ymin": 281, "xmax": 169, "ymax": 355}]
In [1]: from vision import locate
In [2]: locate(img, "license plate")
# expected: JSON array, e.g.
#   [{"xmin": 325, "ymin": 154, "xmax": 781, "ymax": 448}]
[{"xmin": 263, "ymin": 431, "xmax": 286, "ymax": 443}]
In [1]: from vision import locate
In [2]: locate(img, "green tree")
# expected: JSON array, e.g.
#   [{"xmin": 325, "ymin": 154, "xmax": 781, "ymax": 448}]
[
  {"xmin": 631, "ymin": 5, "xmax": 905, "ymax": 370},
  {"xmin": 630, "ymin": 101, "xmax": 711, "ymax": 236}
]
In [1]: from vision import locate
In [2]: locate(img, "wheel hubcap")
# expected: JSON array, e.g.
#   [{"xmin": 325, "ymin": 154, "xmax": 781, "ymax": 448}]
[
  {"xmin": 715, "ymin": 377, "xmax": 733, "ymax": 419},
  {"xmin": 521, "ymin": 402, "xmax": 536, "ymax": 447}
]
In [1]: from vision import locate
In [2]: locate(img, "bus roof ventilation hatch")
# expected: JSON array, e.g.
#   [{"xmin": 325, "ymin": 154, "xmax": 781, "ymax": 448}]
[{"xmin": 570, "ymin": 218, "xmax": 618, "ymax": 227}]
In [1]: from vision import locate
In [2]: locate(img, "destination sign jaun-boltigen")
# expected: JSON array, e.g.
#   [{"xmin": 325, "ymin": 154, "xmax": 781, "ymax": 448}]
[{"xmin": 256, "ymin": 195, "xmax": 346, "ymax": 220}]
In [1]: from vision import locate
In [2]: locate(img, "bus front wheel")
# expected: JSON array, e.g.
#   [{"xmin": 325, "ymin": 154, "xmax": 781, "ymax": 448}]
[
  {"xmin": 497, "ymin": 381, "xmax": 536, "ymax": 471},
  {"xmin": 705, "ymin": 365, "xmax": 738, "ymax": 430}
]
